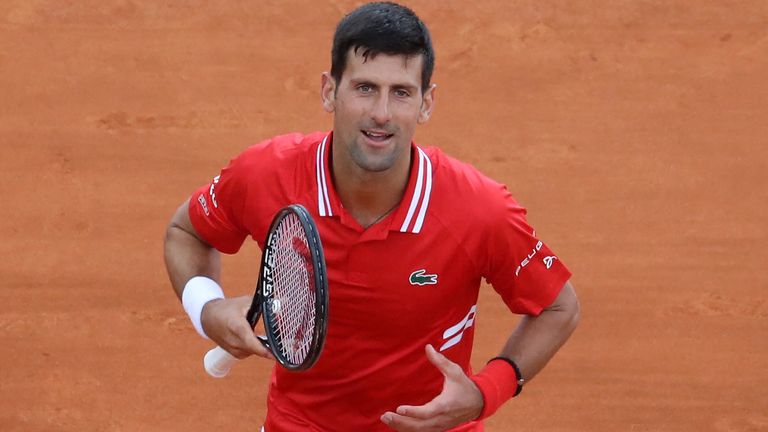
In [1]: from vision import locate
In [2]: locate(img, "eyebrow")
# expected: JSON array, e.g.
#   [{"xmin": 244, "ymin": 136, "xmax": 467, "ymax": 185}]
[{"xmin": 349, "ymin": 78, "xmax": 419, "ymax": 91}]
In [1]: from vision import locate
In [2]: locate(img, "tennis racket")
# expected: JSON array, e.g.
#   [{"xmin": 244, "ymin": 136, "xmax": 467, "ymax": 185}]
[{"xmin": 204, "ymin": 204, "xmax": 329, "ymax": 377}]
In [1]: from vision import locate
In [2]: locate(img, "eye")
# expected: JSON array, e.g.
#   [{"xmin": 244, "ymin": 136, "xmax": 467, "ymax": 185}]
[
  {"xmin": 358, "ymin": 84, "xmax": 374, "ymax": 93},
  {"xmin": 394, "ymin": 89, "xmax": 411, "ymax": 98}
]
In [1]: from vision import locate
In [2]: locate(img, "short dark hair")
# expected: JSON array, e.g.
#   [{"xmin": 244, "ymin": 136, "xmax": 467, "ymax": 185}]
[{"xmin": 330, "ymin": 2, "xmax": 435, "ymax": 93}]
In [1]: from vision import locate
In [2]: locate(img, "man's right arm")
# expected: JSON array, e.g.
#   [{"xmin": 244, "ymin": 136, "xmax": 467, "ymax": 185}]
[
  {"xmin": 163, "ymin": 200, "xmax": 273, "ymax": 360},
  {"xmin": 164, "ymin": 201, "xmax": 221, "ymax": 297}
]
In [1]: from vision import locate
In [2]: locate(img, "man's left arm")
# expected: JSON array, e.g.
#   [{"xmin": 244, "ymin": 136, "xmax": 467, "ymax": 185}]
[
  {"xmin": 497, "ymin": 279, "xmax": 580, "ymax": 385},
  {"xmin": 381, "ymin": 280, "xmax": 580, "ymax": 432}
]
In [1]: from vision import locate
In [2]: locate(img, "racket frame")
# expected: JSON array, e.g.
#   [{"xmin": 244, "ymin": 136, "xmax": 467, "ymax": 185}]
[{"xmin": 247, "ymin": 204, "xmax": 328, "ymax": 371}]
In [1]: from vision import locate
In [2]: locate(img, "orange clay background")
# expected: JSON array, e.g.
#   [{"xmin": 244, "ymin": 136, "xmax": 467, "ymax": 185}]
[{"xmin": 1, "ymin": 1, "xmax": 766, "ymax": 431}]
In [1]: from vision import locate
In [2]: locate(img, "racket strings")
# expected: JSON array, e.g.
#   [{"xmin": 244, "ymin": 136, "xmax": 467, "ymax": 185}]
[{"xmin": 266, "ymin": 213, "xmax": 317, "ymax": 365}]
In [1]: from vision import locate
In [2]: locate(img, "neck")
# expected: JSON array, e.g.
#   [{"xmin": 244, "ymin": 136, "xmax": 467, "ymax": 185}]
[{"xmin": 331, "ymin": 149, "xmax": 412, "ymax": 228}]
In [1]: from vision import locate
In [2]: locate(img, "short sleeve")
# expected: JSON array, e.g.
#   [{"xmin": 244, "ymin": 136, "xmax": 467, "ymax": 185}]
[
  {"xmin": 187, "ymin": 132, "xmax": 319, "ymax": 254},
  {"xmin": 188, "ymin": 155, "xmax": 251, "ymax": 254},
  {"xmin": 483, "ymin": 186, "xmax": 572, "ymax": 316}
]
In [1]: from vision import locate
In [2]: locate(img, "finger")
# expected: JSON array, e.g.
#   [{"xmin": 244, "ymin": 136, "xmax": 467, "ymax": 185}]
[
  {"xmin": 395, "ymin": 400, "xmax": 443, "ymax": 420},
  {"xmin": 241, "ymin": 330, "xmax": 275, "ymax": 360},
  {"xmin": 224, "ymin": 316, "xmax": 274, "ymax": 360},
  {"xmin": 227, "ymin": 338, "xmax": 273, "ymax": 360},
  {"xmin": 381, "ymin": 411, "xmax": 437, "ymax": 432},
  {"xmin": 424, "ymin": 344, "xmax": 463, "ymax": 379}
]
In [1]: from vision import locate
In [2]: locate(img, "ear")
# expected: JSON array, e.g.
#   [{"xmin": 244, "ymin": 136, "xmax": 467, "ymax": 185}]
[
  {"xmin": 320, "ymin": 72, "xmax": 336, "ymax": 113},
  {"xmin": 418, "ymin": 83, "xmax": 437, "ymax": 124}
]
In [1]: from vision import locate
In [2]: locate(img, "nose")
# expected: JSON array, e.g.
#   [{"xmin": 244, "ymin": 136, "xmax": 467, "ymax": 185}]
[{"xmin": 369, "ymin": 93, "xmax": 391, "ymax": 125}]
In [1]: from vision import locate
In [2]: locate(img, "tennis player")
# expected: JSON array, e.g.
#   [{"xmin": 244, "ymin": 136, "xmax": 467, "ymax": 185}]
[{"xmin": 164, "ymin": 2, "xmax": 580, "ymax": 431}]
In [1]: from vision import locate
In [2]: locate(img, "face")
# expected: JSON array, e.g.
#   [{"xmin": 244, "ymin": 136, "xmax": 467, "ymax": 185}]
[{"xmin": 321, "ymin": 49, "xmax": 435, "ymax": 177}]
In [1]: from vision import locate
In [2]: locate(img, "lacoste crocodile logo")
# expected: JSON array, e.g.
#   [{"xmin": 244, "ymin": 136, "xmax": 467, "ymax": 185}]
[{"xmin": 409, "ymin": 269, "xmax": 438, "ymax": 286}]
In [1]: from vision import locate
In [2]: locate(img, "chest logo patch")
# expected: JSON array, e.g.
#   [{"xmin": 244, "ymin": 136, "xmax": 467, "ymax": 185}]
[{"xmin": 409, "ymin": 269, "xmax": 438, "ymax": 286}]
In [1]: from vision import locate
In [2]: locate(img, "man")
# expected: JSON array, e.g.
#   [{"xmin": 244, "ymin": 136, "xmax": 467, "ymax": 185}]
[{"xmin": 164, "ymin": 2, "xmax": 580, "ymax": 431}]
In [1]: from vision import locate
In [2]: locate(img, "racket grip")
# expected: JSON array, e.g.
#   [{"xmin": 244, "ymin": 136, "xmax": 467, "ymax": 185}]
[{"xmin": 204, "ymin": 346, "xmax": 238, "ymax": 378}]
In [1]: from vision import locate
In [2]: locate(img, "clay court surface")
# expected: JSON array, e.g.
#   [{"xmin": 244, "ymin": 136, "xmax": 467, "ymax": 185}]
[{"xmin": 1, "ymin": 1, "xmax": 766, "ymax": 430}]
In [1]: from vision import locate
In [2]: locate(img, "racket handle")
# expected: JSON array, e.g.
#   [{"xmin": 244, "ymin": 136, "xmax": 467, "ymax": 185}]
[{"xmin": 204, "ymin": 346, "xmax": 238, "ymax": 378}]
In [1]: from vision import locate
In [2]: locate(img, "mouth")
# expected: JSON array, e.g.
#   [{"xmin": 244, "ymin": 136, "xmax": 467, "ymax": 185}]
[{"xmin": 361, "ymin": 129, "xmax": 394, "ymax": 144}]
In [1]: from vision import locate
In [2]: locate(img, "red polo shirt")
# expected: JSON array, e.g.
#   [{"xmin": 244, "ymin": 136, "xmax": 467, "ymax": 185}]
[{"xmin": 189, "ymin": 132, "xmax": 571, "ymax": 431}]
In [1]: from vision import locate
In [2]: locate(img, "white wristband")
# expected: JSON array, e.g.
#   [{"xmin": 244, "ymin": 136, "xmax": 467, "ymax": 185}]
[{"xmin": 182, "ymin": 276, "xmax": 225, "ymax": 339}]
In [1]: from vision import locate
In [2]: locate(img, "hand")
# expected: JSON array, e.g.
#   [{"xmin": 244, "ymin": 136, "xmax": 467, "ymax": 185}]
[
  {"xmin": 380, "ymin": 345, "xmax": 484, "ymax": 431},
  {"xmin": 200, "ymin": 295, "xmax": 274, "ymax": 360}
]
